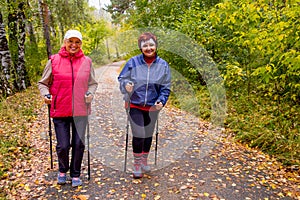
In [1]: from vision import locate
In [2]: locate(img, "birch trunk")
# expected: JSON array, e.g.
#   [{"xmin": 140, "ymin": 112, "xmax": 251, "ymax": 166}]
[
  {"xmin": 16, "ymin": 2, "xmax": 29, "ymax": 90},
  {"xmin": 0, "ymin": 13, "xmax": 13, "ymax": 96}
]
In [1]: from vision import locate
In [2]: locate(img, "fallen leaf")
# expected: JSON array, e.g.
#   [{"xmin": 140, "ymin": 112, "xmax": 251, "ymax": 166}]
[{"xmin": 204, "ymin": 192, "xmax": 209, "ymax": 197}]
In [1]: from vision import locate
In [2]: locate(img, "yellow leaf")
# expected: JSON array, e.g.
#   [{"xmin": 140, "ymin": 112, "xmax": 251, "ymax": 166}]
[
  {"xmin": 132, "ymin": 179, "xmax": 142, "ymax": 184},
  {"xmin": 154, "ymin": 195, "xmax": 161, "ymax": 200},
  {"xmin": 286, "ymin": 192, "xmax": 292, "ymax": 196},
  {"xmin": 141, "ymin": 193, "xmax": 146, "ymax": 198},
  {"xmin": 24, "ymin": 185, "xmax": 31, "ymax": 192},
  {"xmin": 109, "ymin": 189, "xmax": 116, "ymax": 194},
  {"xmin": 2, "ymin": 173, "xmax": 9, "ymax": 179},
  {"xmin": 277, "ymin": 192, "xmax": 285, "ymax": 197},
  {"xmin": 270, "ymin": 184, "xmax": 277, "ymax": 189},
  {"xmin": 204, "ymin": 192, "xmax": 209, "ymax": 197},
  {"xmin": 154, "ymin": 183, "xmax": 160, "ymax": 187}
]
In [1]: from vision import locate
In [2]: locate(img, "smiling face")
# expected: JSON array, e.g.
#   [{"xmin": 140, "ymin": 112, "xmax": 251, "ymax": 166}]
[
  {"xmin": 64, "ymin": 37, "xmax": 82, "ymax": 55},
  {"xmin": 140, "ymin": 38, "xmax": 157, "ymax": 58}
]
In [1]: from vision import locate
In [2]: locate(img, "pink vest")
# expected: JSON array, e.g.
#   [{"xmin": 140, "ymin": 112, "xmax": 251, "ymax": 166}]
[{"xmin": 49, "ymin": 47, "xmax": 91, "ymax": 117}]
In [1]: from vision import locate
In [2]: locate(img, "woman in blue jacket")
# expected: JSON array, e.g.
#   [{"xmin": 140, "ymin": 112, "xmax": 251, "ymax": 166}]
[{"xmin": 118, "ymin": 32, "xmax": 171, "ymax": 178}]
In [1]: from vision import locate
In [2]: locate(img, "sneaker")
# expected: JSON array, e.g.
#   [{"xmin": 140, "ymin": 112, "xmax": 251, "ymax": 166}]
[
  {"xmin": 141, "ymin": 164, "xmax": 151, "ymax": 173},
  {"xmin": 72, "ymin": 177, "xmax": 82, "ymax": 187},
  {"xmin": 141, "ymin": 153, "xmax": 151, "ymax": 173},
  {"xmin": 57, "ymin": 173, "xmax": 66, "ymax": 185},
  {"xmin": 133, "ymin": 153, "xmax": 143, "ymax": 179},
  {"xmin": 133, "ymin": 164, "xmax": 143, "ymax": 179}
]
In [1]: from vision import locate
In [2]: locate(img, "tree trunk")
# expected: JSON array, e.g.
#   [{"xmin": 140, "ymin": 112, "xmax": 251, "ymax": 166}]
[
  {"xmin": 26, "ymin": 0, "xmax": 37, "ymax": 45},
  {"xmin": 0, "ymin": 12, "xmax": 13, "ymax": 96},
  {"xmin": 106, "ymin": 39, "xmax": 110, "ymax": 60},
  {"xmin": 16, "ymin": 2, "xmax": 29, "ymax": 90},
  {"xmin": 7, "ymin": 0, "xmax": 18, "ymax": 69},
  {"xmin": 38, "ymin": 0, "xmax": 52, "ymax": 58}
]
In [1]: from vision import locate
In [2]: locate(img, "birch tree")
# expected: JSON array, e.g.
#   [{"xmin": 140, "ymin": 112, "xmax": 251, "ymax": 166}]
[
  {"xmin": 16, "ymin": 2, "xmax": 29, "ymax": 90},
  {"xmin": 0, "ymin": 12, "xmax": 13, "ymax": 96}
]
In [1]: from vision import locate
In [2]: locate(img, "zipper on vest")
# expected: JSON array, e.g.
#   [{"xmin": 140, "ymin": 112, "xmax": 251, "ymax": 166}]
[{"xmin": 71, "ymin": 59, "xmax": 74, "ymax": 115}]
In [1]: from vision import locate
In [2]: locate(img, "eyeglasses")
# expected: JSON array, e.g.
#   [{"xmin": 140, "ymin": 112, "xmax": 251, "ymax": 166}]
[{"xmin": 66, "ymin": 39, "xmax": 82, "ymax": 45}]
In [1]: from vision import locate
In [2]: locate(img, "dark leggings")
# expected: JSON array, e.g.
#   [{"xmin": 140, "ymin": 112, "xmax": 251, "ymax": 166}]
[
  {"xmin": 129, "ymin": 108, "xmax": 159, "ymax": 153},
  {"xmin": 53, "ymin": 116, "xmax": 87, "ymax": 177}
]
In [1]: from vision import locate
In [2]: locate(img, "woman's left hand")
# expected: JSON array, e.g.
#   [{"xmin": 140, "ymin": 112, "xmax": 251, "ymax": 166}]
[{"xmin": 155, "ymin": 102, "xmax": 163, "ymax": 110}]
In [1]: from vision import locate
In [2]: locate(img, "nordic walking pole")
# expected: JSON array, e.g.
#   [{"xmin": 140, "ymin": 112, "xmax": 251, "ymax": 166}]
[
  {"xmin": 86, "ymin": 92, "xmax": 91, "ymax": 180},
  {"xmin": 124, "ymin": 100, "xmax": 130, "ymax": 172},
  {"xmin": 86, "ymin": 108, "xmax": 91, "ymax": 180},
  {"xmin": 155, "ymin": 115, "xmax": 159, "ymax": 165},
  {"xmin": 46, "ymin": 94, "xmax": 53, "ymax": 169},
  {"xmin": 124, "ymin": 82, "xmax": 133, "ymax": 172}
]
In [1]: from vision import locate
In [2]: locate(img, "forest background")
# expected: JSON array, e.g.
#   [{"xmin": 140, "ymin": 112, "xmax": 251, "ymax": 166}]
[{"xmin": 0, "ymin": 0, "xmax": 299, "ymax": 195}]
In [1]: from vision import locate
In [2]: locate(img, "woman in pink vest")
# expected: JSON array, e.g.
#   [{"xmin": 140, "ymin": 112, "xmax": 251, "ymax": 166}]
[{"xmin": 38, "ymin": 30, "xmax": 98, "ymax": 187}]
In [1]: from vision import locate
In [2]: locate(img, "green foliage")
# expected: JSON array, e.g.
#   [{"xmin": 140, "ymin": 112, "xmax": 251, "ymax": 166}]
[
  {"xmin": 225, "ymin": 91, "xmax": 300, "ymax": 165},
  {"xmin": 83, "ymin": 20, "xmax": 112, "ymax": 64},
  {"xmin": 106, "ymin": 0, "xmax": 134, "ymax": 24},
  {"xmin": 25, "ymin": 41, "xmax": 48, "ymax": 85},
  {"xmin": 178, "ymin": 0, "xmax": 299, "ymax": 165}
]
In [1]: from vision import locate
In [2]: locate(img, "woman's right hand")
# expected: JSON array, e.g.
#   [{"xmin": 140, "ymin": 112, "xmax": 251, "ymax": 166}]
[
  {"xmin": 44, "ymin": 94, "xmax": 52, "ymax": 105},
  {"xmin": 125, "ymin": 82, "xmax": 134, "ymax": 93}
]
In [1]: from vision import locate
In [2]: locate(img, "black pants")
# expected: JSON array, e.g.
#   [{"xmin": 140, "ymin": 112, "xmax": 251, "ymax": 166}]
[
  {"xmin": 129, "ymin": 108, "xmax": 159, "ymax": 153},
  {"xmin": 53, "ymin": 116, "xmax": 87, "ymax": 178}
]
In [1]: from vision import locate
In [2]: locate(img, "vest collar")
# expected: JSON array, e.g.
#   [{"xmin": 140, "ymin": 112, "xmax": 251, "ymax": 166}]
[{"xmin": 58, "ymin": 47, "xmax": 84, "ymax": 58}]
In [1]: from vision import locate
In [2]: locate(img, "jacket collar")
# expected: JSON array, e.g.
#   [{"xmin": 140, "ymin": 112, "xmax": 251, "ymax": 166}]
[{"xmin": 140, "ymin": 53, "xmax": 158, "ymax": 64}]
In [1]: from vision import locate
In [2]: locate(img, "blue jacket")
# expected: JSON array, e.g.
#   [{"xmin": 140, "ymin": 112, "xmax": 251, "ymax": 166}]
[{"xmin": 118, "ymin": 54, "xmax": 171, "ymax": 107}]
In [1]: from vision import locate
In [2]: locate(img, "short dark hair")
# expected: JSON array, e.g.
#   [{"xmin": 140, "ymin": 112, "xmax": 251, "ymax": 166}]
[{"xmin": 138, "ymin": 32, "xmax": 157, "ymax": 49}]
